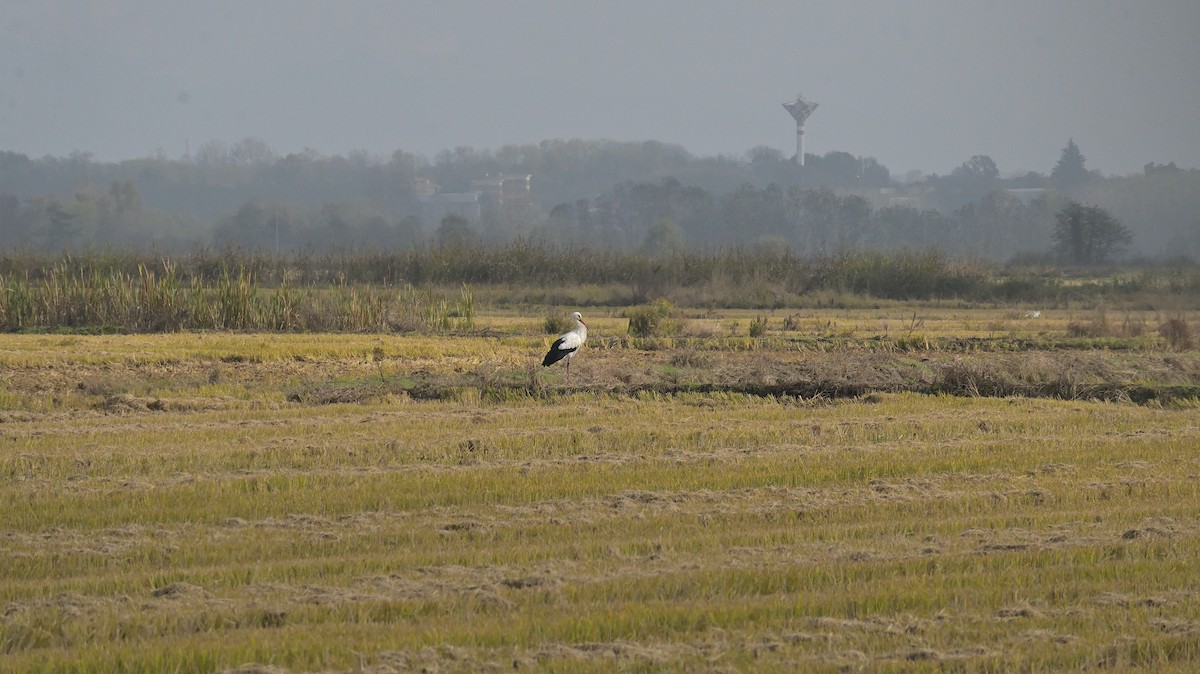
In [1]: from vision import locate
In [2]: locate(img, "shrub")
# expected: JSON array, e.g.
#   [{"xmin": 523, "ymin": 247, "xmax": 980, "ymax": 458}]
[
  {"xmin": 626, "ymin": 299, "xmax": 684, "ymax": 337},
  {"xmin": 543, "ymin": 312, "xmax": 568, "ymax": 335},
  {"xmin": 1159, "ymin": 317, "xmax": 1193, "ymax": 351},
  {"xmin": 748, "ymin": 315, "xmax": 769, "ymax": 338},
  {"xmin": 1066, "ymin": 306, "xmax": 1115, "ymax": 338}
]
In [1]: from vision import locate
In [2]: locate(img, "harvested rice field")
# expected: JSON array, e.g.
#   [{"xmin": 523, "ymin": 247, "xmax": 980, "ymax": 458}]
[{"xmin": 2, "ymin": 307, "xmax": 1199, "ymax": 672}]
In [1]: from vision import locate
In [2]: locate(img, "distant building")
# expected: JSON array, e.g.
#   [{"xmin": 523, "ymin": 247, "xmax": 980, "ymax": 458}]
[
  {"xmin": 876, "ymin": 188, "xmax": 917, "ymax": 209},
  {"xmin": 414, "ymin": 173, "xmax": 533, "ymax": 228},
  {"xmin": 416, "ymin": 180, "xmax": 482, "ymax": 226},
  {"xmin": 412, "ymin": 177, "xmax": 439, "ymax": 197},
  {"xmin": 1144, "ymin": 162, "xmax": 1181, "ymax": 175},
  {"xmin": 471, "ymin": 174, "xmax": 533, "ymax": 205},
  {"xmin": 1004, "ymin": 187, "xmax": 1046, "ymax": 205}
]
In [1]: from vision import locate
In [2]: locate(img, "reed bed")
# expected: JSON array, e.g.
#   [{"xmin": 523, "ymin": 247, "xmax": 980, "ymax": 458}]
[
  {"xmin": 0, "ymin": 263, "xmax": 474, "ymax": 333},
  {"xmin": 2, "ymin": 248, "xmax": 1197, "ymax": 334}
]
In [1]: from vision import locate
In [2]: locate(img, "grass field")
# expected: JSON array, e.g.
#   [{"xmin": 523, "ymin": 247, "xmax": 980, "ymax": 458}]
[{"xmin": 2, "ymin": 306, "xmax": 1199, "ymax": 672}]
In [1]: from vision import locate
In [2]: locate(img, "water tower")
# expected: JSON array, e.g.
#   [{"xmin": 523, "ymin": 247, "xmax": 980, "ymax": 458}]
[{"xmin": 782, "ymin": 93, "xmax": 818, "ymax": 166}]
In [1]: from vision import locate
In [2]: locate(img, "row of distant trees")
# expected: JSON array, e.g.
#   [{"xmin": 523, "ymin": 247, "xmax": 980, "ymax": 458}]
[
  {"xmin": 539, "ymin": 182, "xmax": 1133, "ymax": 265},
  {"xmin": 0, "ymin": 181, "xmax": 1133, "ymax": 265},
  {"xmin": 0, "ymin": 139, "xmax": 1196, "ymax": 263},
  {"xmin": 0, "ymin": 137, "xmax": 1101, "ymax": 217}
]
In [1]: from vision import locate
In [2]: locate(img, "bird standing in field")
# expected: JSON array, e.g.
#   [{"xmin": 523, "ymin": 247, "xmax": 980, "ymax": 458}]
[{"xmin": 542, "ymin": 311, "xmax": 588, "ymax": 384}]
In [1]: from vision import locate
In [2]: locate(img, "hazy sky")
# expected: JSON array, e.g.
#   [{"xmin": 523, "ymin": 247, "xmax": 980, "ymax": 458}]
[{"xmin": 2, "ymin": 0, "xmax": 1198, "ymax": 176}]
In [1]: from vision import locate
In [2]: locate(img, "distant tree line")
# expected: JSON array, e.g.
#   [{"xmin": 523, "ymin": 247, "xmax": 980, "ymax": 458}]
[
  {"xmin": 549, "ymin": 179, "xmax": 1059, "ymax": 260},
  {"xmin": 1, "ymin": 139, "xmax": 1197, "ymax": 263}
]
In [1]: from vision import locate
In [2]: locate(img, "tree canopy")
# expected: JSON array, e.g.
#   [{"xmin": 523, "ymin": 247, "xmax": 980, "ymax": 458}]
[
  {"xmin": 1052, "ymin": 201, "xmax": 1132, "ymax": 265},
  {"xmin": 1051, "ymin": 139, "xmax": 1090, "ymax": 191}
]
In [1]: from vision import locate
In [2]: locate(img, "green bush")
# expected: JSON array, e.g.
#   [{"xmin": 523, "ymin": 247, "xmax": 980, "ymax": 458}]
[
  {"xmin": 626, "ymin": 299, "xmax": 684, "ymax": 337},
  {"xmin": 748, "ymin": 315, "xmax": 769, "ymax": 338},
  {"xmin": 543, "ymin": 312, "xmax": 569, "ymax": 335}
]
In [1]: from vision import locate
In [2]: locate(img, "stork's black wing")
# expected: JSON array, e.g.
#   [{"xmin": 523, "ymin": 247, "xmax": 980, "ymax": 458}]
[{"xmin": 542, "ymin": 336, "xmax": 578, "ymax": 366}]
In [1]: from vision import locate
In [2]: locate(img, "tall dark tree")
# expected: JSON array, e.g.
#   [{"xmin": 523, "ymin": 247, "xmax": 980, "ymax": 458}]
[
  {"xmin": 641, "ymin": 218, "xmax": 685, "ymax": 257},
  {"xmin": 1050, "ymin": 139, "xmax": 1090, "ymax": 190},
  {"xmin": 435, "ymin": 214, "xmax": 476, "ymax": 249},
  {"xmin": 929, "ymin": 155, "xmax": 1000, "ymax": 211},
  {"xmin": 0, "ymin": 194, "xmax": 23, "ymax": 248},
  {"xmin": 1052, "ymin": 201, "xmax": 1131, "ymax": 265},
  {"xmin": 954, "ymin": 155, "xmax": 999, "ymax": 181},
  {"xmin": 45, "ymin": 198, "xmax": 80, "ymax": 249}
]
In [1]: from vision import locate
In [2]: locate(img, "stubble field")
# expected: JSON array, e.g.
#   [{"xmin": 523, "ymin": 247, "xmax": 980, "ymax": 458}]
[{"xmin": 2, "ymin": 306, "xmax": 1199, "ymax": 672}]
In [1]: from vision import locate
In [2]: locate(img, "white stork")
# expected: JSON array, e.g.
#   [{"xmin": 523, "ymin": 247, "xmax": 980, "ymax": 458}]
[{"xmin": 542, "ymin": 311, "xmax": 588, "ymax": 383}]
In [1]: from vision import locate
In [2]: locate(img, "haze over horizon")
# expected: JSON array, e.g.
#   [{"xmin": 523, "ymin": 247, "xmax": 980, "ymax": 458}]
[{"xmin": 3, "ymin": 0, "xmax": 1198, "ymax": 177}]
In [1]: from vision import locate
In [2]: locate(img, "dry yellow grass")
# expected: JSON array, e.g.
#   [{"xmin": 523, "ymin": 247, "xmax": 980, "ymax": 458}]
[{"xmin": 1, "ymin": 310, "xmax": 1198, "ymax": 672}]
